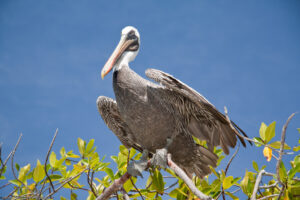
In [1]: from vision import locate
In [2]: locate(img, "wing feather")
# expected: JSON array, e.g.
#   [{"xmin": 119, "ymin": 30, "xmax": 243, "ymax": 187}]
[
  {"xmin": 97, "ymin": 96, "xmax": 143, "ymax": 152},
  {"xmin": 145, "ymin": 68, "xmax": 250, "ymax": 154}
]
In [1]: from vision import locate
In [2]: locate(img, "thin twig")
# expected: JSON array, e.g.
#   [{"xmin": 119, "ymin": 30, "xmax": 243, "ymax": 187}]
[
  {"xmin": 167, "ymin": 154, "xmax": 213, "ymax": 200},
  {"xmin": 263, "ymin": 172, "xmax": 275, "ymax": 177},
  {"xmin": 10, "ymin": 134, "xmax": 24, "ymax": 187},
  {"xmin": 259, "ymin": 181, "xmax": 278, "ymax": 189},
  {"xmin": 276, "ymin": 113, "xmax": 295, "ymax": 183},
  {"xmin": 163, "ymin": 176, "xmax": 176, "ymax": 179},
  {"xmin": 225, "ymin": 144, "xmax": 240, "ymax": 174},
  {"xmin": 38, "ymin": 129, "xmax": 58, "ymax": 200},
  {"xmin": 67, "ymin": 182, "xmax": 90, "ymax": 191},
  {"xmin": 216, "ymin": 140, "xmax": 240, "ymax": 200},
  {"xmin": 96, "ymin": 172, "xmax": 131, "ymax": 200},
  {"xmin": 223, "ymin": 107, "xmax": 281, "ymax": 153},
  {"xmin": 164, "ymin": 180, "xmax": 178, "ymax": 191},
  {"xmin": 0, "ymin": 182, "xmax": 12, "ymax": 190},
  {"xmin": 43, "ymin": 167, "xmax": 87, "ymax": 200},
  {"xmin": 130, "ymin": 177, "xmax": 144, "ymax": 200},
  {"xmin": 0, "ymin": 143, "xmax": 14, "ymax": 177},
  {"xmin": 251, "ymin": 170, "xmax": 265, "ymax": 200},
  {"xmin": 120, "ymin": 187, "xmax": 130, "ymax": 200},
  {"xmin": 231, "ymin": 188, "xmax": 241, "ymax": 194},
  {"xmin": 2, "ymin": 187, "xmax": 18, "ymax": 199},
  {"xmin": 87, "ymin": 167, "xmax": 98, "ymax": 197},
  {"xmin": 257, "ymin": 194, "xmax": 279, "ymax": 200},
  {"xmin": 126, "ymin": 148, "xmax": 144, "ymax": 200},
  {"xmin": 272, "ymin": 154, "xmax": 279, "ymax": 160},
  {"xmin": 276, "ymin": 113, "xmax": 296, "ymax": 200}
]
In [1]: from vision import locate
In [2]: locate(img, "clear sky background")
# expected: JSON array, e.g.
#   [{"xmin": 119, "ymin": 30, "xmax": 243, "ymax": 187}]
[{"xmin": 0, "ymin": 0, "xmax": 299, "ymax": 198}]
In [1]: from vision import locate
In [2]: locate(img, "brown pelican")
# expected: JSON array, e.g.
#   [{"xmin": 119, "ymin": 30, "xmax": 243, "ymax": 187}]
[{"xmin": 97, "ymin": 26, "xmax": 249, "ymax": 178}]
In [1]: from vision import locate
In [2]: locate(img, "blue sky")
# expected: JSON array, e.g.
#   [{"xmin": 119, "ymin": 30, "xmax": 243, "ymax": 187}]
[{"xmin": 1, "ymin": 0, "xmax": 299, "ymax": 198}]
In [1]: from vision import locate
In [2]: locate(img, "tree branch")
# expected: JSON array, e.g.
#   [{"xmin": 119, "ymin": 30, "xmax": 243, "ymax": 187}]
[
  {"xmin": 10, "ymin": 134, "xmax": 25, "ymax": 187},
  {"xmin": 87, "ymin": 167, "xmax": 98, "ymax": 197},
  {"xmin": 276, "ymin": 113, "xmax": 295, "ymax": 184},
  {"xmin": 225, "ymin": 144, "xmax": 240, "ymax": 175},
  {"xmin": 251, "ymin": 170, "xmax": 265, "ymax": 200},
  {"xmin": 43, "ymin": 167, "xmax": 87, "ymax": 200},
  {"xmin": 0, "ymin": 144, "xmax": 13, "ymax": 177},
  {"xmin": 129, "ymin": 176, "xmax": 144, "ymax": 200},
  {"xmin": 259, "ymin": 181, "xmax": 278, "ymax": 189},
  {"xmin": 276, "ymin": 113, "xmax": 296, "ymax": 200},
  {"xmin": 167, "ymin": 154, "xmax": 213, "ymax": 200},
  {"xmin": 39, "ymin": 128, "xmax": 58, "ymax": 199},
  {"xmin": 216, "ymin": 144, "xmax": 240, "ymax": 200},
  {"xmin": 257, "ymin": 194, "xmax": 279, "ymax": 200},
  {"xmin": 96, "ymin": 172, "xmax": 131, "ymax": 200},
  {"xmin": 120, "ymin": 187, "xmax": 130, "ymax": 200}
]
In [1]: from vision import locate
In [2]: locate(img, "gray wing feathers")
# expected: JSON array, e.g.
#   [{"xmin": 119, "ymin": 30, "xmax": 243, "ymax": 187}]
[
  {"xmin": 145, "ymin": 68, "xmax": 247, "ymax": 155},
  {"xmin": 96, "ymin": 96, "xmax": 142, "ymax": 152}
]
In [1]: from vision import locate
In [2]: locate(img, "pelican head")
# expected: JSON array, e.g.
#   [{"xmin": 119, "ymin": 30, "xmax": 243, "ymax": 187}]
[{"xmin": 101, "ymin": 26, "xmax": 140, "ymax": 79}]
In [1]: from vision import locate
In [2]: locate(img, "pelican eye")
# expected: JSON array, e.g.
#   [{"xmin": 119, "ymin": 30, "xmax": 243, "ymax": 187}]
[{"xmin": 127, "ymin": 30, "xmax": 137, "ymax": 40}]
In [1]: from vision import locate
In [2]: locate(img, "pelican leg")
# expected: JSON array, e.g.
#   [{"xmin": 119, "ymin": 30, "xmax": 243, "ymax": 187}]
[
  {"xmin": 151, "ymin": 148, "xmax": 168, "ymax": 168},
  {"xmin": 151, "ymin": 138, "xmax": 173, "ymax": 169},
  {"xmin": 127, "ymin": 149, "xmax": 149, "ymax": 177}
]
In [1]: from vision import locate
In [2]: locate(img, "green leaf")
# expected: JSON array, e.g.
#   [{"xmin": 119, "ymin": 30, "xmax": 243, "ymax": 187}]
[
  {"xmin": 240, "ymin": 170, "xmax": 249, "ymax": 195},
  {"xmin": 169, "ymin": 189, "xmax": 179, "ymax": 198},
  {"xmin": 0, "ymin": 175, "xmax": 5, "ymax": 180},
  {"xmin": 56, "ymin": 157, "xmax": 67, "ymax": 168},
  {"xmin": 288, "ymin": 162, "xmax": 300, "ymax": 179},
  {"xmin": 18, "ymin": 164, "xmax": 31, "ymax": 183},
  {"xmin": 71, "ymin": 192, "xmax": 77, "ymax": 200},
  {"xmin": 252, "ymin": 161, "xmax": 259, "ymax": 172},
  {"xmin": 67, "ymin": 152, "xmax": 80, "ymax": 158},
  {"xmin": 259, "ymin": 122, "xmax": 267, "ymax": 142},
  {"xmin": 210, "ymin": 166, "xmax": 220, "ymax": 178},
  {"xmin": 232, "ymin": 177, "xmax": 241, "ymax": 184},
  {"xmin": 222, "ymin": 176, "xmax": 233, "ymax": 190},
  {"xmin": 86, "ymin": 139, "xmax": 95, "ymax": 153},
  {"xmin": 33, "ymin": 160, "xmax": 45, "ymax": 183},
  {"xmin": 278, "ymin": 161, "xmax": 287, "ymax": 182},
  {"xmin": 60, "ymin": 196, "xmax": 67, "ymax": 200},
  {"xmin": 65, "ymin": 159, "xmax": 71, "ymax": 165},
  {"xmin": 60, "ymin": 147, "xmax": 66, "ymax": 157},
  {"xmin": 265, "ymin": 121, "xmax": 276, "ymax": 143},
  {"xmin": 104, "ymin": 168, "xmax": 114, "ymax": 181},
  {"xmin": 129, "ymin": 148, "xmax": 136, "ymax": 159},
  {"xmin": 253, "ymin": 137, "xmax": 264, "ymax": 147},
  {"xmin": 152, "ymin": 169, "xmax": 165, "ymax": 194},
  {"xmin": 9, "ymin": 179, "xmax": 21, "ymax": 186},
  {"xmin": 49, "ymin": 174, "xmax": 62, "ymax": 181},
  {"xmin": 225, "ymin": 191, "xmax": 239, "ymax": 200},
  {"xmin": 297, "ymin": 128, "xmax": 300, "ymax": 133},
  {"xmin": 293, "ymin": 146, "xmax": 300, "ymax": 152},
  {"xmin": 269, "ymin": 141, "xmax": 291, "ymax": 150},
  {"xmin": 15, "ymin": 163, "xmax": 20, "ymax": 171},
  {"xmin": 1, "ymin": 165, "xmax": 6, "ymax": 174},
  {"xmin": 77, "ymin": 138, "xmax": 85, "ymax": 156},
  {"xmin": 49, "ymin": 151, "xmax": 57, "ymax": 168},
  {"xmin": 123, "ymin": 176, "xmax": 136, "ymax": 192}
]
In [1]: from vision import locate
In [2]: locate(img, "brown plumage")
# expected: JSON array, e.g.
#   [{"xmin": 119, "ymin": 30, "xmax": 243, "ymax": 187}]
[{"xmin": 97, "ymin": 26, "xmax": 250, "ymax": 178}]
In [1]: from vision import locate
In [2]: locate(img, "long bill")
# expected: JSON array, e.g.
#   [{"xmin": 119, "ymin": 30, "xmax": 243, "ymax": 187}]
[{"xmin": 101, "ymin": 36, "xmax": 134, "ymax": 79}]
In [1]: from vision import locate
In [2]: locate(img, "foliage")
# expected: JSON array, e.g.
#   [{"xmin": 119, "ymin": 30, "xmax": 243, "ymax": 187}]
[{"xmin": 0, "ymin": 117, "xmax": 299, "ymax": 200}]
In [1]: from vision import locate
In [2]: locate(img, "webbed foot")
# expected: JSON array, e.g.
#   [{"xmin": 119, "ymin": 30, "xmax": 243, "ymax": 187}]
[
  {"xmin": 127, "ymin": 150, "xmax": 149, "ymax": 177},
  {"xmin": 151, "ymin": 148, "xmax": 168, "ymax": 169}
]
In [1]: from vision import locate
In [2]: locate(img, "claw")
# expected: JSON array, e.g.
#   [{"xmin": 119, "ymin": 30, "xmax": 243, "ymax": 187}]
[
  {"xmin": 127, "ymin": 150, "xmax": 149, "ymax": 177},
  {"xmin": 151, "ymin": 148, "xmax": 168, "ymax": 169}
]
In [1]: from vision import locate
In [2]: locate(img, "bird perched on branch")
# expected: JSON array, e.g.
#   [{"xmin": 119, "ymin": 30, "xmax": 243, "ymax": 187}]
[{"xmin": 97, "ymin": 26, "xmax": 250, "ymax": 178}]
